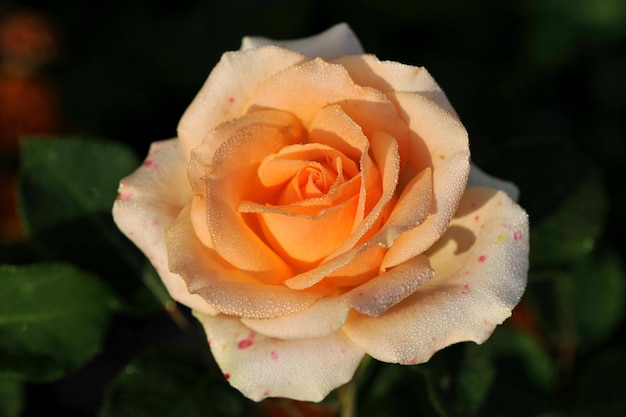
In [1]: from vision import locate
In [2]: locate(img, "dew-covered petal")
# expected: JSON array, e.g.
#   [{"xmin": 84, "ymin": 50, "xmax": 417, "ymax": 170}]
[
  {"xmin": 196, "ymin": 312, "xmax": 365, "ymax": 402},
  {"xmin": 382, "ymin": 92, "xmax": 470, "ymax": 269},
  {"xmin": 468, "ymin": 163, "xmax": 519, "ymax": 202},
  {"xmin": 167, "ymin": 208, "xmax": 324, "ymax": 318},
  {"xmin": 240, "ymin": 22, "xmax": 363, "ymax": 60},
  {"xmin": 344, "ymin": 254, "xmax": 432, "ymax": 317},
  {"xmin": 192, "ymin": 112, "xmax": 307, "ymax": 281},
  {"xmin": 326, "ymin": 131, "xmax": 400, "ymax": 259},
  {"xmin": 240, "ymin": 196, "xmax": 359, "ymax": 269},
  {"xmin": 112, "ymin": 139, "xmax": 217, "ymax": 315},
  {"xmin": 188, "ymin": 109, "xmax": 304, "ymax": 250},
  {"xmin": 343, "ymin": 187, "xmax": 528, "ymax": 364},
  {"xmin": 284, "ymin": 166, "xmax": 432, "ymax": 290},
  {"xmin": 245, "ymin": 57, "xmax": 391, "ymax": 129},
  {"xmin": 177, "ymin": 47, "xmax": 308, "ymax": 157},
  {"xmin": 242, "ymin": 254, "xmax": 431, "ymax": 340},
  {"xmin": 308, "ymin": 104, "xmax": 381, "ymax": 231},
  {"xmin": 333, "ymin": 54, "xmax": 458, "ymax": 117},
  {"xmin": 242, "ymin": 296, "xmax": 350, "ymax": 340}
]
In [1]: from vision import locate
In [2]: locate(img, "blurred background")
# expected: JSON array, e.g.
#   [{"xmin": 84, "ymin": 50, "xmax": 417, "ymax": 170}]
[{"xmin": 1, "ymin": 0, "xmax": 624, "ymax": 416}]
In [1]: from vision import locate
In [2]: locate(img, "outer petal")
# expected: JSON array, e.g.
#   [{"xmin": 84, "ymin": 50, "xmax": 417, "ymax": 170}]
[
  {"xmin": 177, "ymin": 47, "xmax": 308, "ymax": 157},
  {"xmin": 382, "ymin": 92, "xmax": 470, "ymax": 269},
  {"xmin": 343, "ymin": 187, "xmax": 528, "ymax": 364},
  {"xmin": 244, "ymin": 57, "xmax": 392, "ymax": 128},
  {"xmin": 196, "ymin": 312, "xmax": 365, "ymax": 402},
  {"xmin": 333, "ymin": 54, "xmax": 458, "ymax": 117},
  {"xmin": 241, "ymin": 22, "xmax": 363, "ymax": 60},
  {"xmin": 242, "ymin": 255, "xmax": 432, "ymax": 340},
  {"xmin": 112, "ymin": 139, "xmax": 217, "ymax": 315},
  {"xmin": 468, "ymin": 163, "xmax": 519, "ymax": 201}
]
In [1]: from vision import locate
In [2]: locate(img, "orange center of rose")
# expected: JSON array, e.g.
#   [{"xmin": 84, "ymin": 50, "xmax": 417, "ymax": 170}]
[{"xmin": 243, "ymin": 142, "xmax": 363, "ymax": 270}]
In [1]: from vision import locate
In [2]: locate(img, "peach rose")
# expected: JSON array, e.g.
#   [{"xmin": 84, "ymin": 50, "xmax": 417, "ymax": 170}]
[{"xmin": 113, "ymin": 23, "xmax": 528, "ymax": 402}]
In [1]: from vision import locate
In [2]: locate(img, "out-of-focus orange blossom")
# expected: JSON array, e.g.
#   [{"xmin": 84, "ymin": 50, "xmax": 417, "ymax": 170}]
[{"xmin": 0, "ymin": 8, "xmax": 61, "ymax": 242}]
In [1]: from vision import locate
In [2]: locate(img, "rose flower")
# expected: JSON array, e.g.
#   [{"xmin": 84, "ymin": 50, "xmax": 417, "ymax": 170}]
[{"xmin": 113, "ymin": 23, "xmax": 528, "ymax": 402}]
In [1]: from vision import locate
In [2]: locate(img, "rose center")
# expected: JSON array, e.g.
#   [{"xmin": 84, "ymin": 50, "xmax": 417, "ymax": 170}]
[{"xmin": 295, "ymin": 163, "xmax": 335, "ymax": 200}]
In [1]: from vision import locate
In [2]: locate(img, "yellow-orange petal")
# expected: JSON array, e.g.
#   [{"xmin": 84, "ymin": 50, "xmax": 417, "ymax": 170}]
[
  {"xmin": 189, "ymin": 110, "xmax": 306, "ymax": 282},
  {"xmin": 167, "ymin": 208, "xmax": 325, "ymax": 318},
  {"xmin": 284, "ymin": 167, "xmax": 432, "ymax": 290},
  {"xmin": 239, "ymin": 194, "xmax": 359, "ymax": 269},
  {"xmin": 326, "ymin": 131, "xmax": 400, "ymax": 259},
  {"xmin": 189, "ymin": 109, "xmax": 305, "ymax": 249},
  {"xmin": 308, "ymin": 104, "xmax": 381, "ymax": 230}
]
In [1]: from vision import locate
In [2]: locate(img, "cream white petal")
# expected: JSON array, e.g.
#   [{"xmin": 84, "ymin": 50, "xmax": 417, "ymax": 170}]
[
  {"xmin": 195, "ymin": 312, "xmax": 364, "ymax": 402},
  {"xmin": 112, "ymin": 139, "xmax": 218, "ymax": 315},
  {"xmin": 241, "ymin": 22, "xmax": 363, "ymax": 60},
  {"xmin": 343, "ymin": 187, "xmax": 528, "ymax": 364},
  {"xmin": 468, "ymin": 163, "xmax": 520, "ymax": 201},
  {"xmin": 333, "ymin": 54, "xmax": 458, "ymax": 117},
  {"xmin": 242, "ymin": 255, "xmax": 432, "ymax": 340},
  {"xmin": 177, "ymin": 47, "xmax": 308, "ymax": 158}
]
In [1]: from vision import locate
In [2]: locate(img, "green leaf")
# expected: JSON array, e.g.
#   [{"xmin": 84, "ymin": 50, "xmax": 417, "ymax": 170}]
[
  {"xmin": 18, "ymin": 137, "xmax": 164, "ymax": 314},
  {"xmin": 99, "ymin": 347, "xmax": 250, "ymax": 417},
  {"xmin": 19, "ymin": 137, "xmax": 138, "ymax": 233},
  {"xmin": 530, "ymin": 251, "xmax": 625, "ymax": 350},
  {"xmin": 0, "ymin": 374, "xmax": 23, "ymax": 417},
  {"xmin": 530, "ymin": 176, "xmax": 608, "ymax": 268},
  {"xmin": 557, "ymin": 252, "xmax": 624, "ymax": 348},
  {"xmin": 0, "ymin": 263, "xmax": 117, "ymax": 381}
]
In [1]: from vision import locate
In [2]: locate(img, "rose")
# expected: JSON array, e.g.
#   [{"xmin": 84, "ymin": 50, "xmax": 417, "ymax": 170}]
[{"xmin": 113, "ymin": 23, "xmax": 528, "ymax": 402}]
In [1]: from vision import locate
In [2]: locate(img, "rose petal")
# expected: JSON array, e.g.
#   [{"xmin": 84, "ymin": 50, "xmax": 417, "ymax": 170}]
[
  {"xmin": 167, "ymin": 208, "xmax": 324, "ymax": 318},
  {"xmin": 241, "ymin": 296, "xmax": 350, "ymax": 340},
  {"xmin": 188, "ymin": 109, "xmax": 304, "ymax": 249},
  {"xmin": 191, "ymin": 111, "xmax": 307, "ymax": 281},
  {"xmin": 196, "ymin": 312, "xmax": 365, "ymax": 402},
  {"xmin": 240, "ymin": 22, "xmax": 364, "ymax": 60},
  {"xmin": 112, "ymin": 139, "xmax": 217, "ymax": 315},
  {"xmin": 309, "ymin": 104, "xmax": 369, "ymax": 161},
  {"xmin": 245, "ymin": 57, "xmax": 392, "ymax": 128},
  {"xmin": 308, "ymin": 104, "xmax": 382, "ymax": 230},
  {"xmin": 343, "ymin": 187, "xmax": 528, "ymax": 364},
  {"xmin": 326, "ymin": 131, "xmax": 400, "ymax": 259},
  {"xmin": 324, "ymin": 245, "xmax": 386, "ymax": 288},
  {"xmin": 333, "ymin": 54, "xmax": 458, "ymax": 117},
  {"xmin": 177, "ymin": 47, "xmax": 308, "ymax": 158},
  {"xmin": 242, "ymin": 255, "xmax": 432, "ymax": 340},
  {"xmin": 284, "ymin": 167, "xmax": 432, "ymax": 290},
  {"xmin": 240, "ymin": 196, "xmax": 359, "ymax": 269},
  {"xmin": 257, "ymin": 142, "xmax": 359, "ymax": 199},
  {"xmin": 344, "ymin": 254, "xmax": 432, "ymax": 317},
  {"xmin": 468, "ymin": 163, "xmax": 519, "ymax": 201},
  {"xmin": 382, "ymin": 92, "xmax": 470, "ymax": 269}
]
